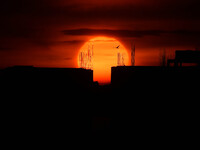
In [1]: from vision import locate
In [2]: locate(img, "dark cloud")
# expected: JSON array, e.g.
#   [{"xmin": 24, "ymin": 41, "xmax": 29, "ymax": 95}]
[
  {"xmin": 63, "ymin": 40, "xmax": 86, "ymax": 45},
  {"xmin": 62, "ymin": 29, "xmax": 200, "ymax": 38},
  {"xmin": 1, "ymin": 0, "xmax": 200, "ymax": 40},
  {"xmin": 92, "ymin": 40, "xmax": 117, "ymax": 42},
  {"xmin": 62, "ymin": 29, "xmax": 161, "ymax": 38},
  {"xmin": 1, "ymin": 0, "xmax": 200, "ymax": 26}
]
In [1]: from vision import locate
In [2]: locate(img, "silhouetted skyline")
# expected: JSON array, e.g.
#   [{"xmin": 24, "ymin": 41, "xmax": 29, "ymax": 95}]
[
  {"xmin": 1, "ymin": 52, "xmax": 199, "ymax": 148},
  {"xmin": 1, "ymin": 2, "xmax": 200, "ymax": 143}
]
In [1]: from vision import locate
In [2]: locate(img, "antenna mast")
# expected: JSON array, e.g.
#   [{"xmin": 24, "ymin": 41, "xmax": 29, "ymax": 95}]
[
  {"xmin": 131, "ymin": 42, "xmax": 135, "ymax": 66},
  {"xmin": 117, "ymin": 53, "xmax": 121, "ymax": 66},
  {"xmin": 79, "ymin": 52, "xmax": 85, "ymax": 68},
  {"xmin": 79, "ymin": 42, "xmax": 93, "ymax": 70},
  {"xmin": 160, "ymin": 48, "xmax": 166, "ymax": 67},
  {"xmin": 87, "ymin": 42, "xmax": 93, "ymax": 70}
]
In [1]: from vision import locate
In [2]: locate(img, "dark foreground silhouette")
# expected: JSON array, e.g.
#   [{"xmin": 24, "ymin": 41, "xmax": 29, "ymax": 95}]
[{"xmin": 1, "ymin": 65, "xmax": 199, "ymax": 148}]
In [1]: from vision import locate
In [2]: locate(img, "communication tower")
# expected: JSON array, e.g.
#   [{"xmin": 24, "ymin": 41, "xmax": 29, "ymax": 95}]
[
  {"xmin": 79, "ymin": 52, "xmax": 85, "ymax": 68},
  {"xmin": 131, "ymin": 42, "xmax": 135, "ymax": 66},
  {"xmin": 117, "ymin": 52, "xmax": 121, "ymax": 66},
  {"xmin": 79, "ymin": 43, "xmax": 93, "ymax": 69},
  {"xmin": 160, "ymin": 48, "xmax": 166, "ymax": 67},
  {"xmin": 116, "ymin": 45, "xmax": 125, "ymax": 66},
  {"xmin": 87, "ymin": 42, "xmax": 93, "ymax": 69}
]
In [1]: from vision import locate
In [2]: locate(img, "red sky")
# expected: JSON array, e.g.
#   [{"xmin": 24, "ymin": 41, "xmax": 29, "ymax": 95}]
[{"xmin": 0, "ymin": 0, "xmax": 200, "ymax": 70}]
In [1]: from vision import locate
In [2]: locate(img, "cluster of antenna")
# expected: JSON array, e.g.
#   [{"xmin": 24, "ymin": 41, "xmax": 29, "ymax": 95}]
[
  {"xmin": 131, "ymin": 43, "xmax": 135, "ymax": 66},
  {"xmin": 160, "ymin": 48, "xmax": 167, "ymax": 67},
  {"xmin": 117, "ymin": 52, "xmax": 125, "ymax": 66},
  {"xmin": 79, "ymin": 43, "xmax": 93, "ymax": 70},
  {"xmin": 79, "ymin": 41, "xmax": 136, "ymax": 68},
  {"xmin": 117, "ymin": 42, "xmax": 135, "ymax": 66},
  {"xmin": 116, "ymin": 45, "xmax": 125, "ymax": 66}
]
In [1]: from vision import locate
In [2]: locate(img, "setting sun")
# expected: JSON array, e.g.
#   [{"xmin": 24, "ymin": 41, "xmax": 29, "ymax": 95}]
[{"xmin": 78, "ymin": 37, "xmax": 130, "ymax": 84}]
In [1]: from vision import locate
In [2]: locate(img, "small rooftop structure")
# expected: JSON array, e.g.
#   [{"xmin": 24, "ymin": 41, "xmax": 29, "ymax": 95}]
[{"xmin": 167, "ymin": 50, "xmax": 200, "ymax": 66}]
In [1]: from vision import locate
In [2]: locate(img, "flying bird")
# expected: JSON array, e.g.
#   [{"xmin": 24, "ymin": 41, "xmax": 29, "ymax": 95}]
[{"xmin": 116, "ymin": 45, "xmax": 120, "ymax": 49}]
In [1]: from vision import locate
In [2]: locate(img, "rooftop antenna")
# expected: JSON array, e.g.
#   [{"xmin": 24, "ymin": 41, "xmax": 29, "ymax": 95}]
[
  {"xmin": 160, "ymin": 48, "xmax": 166, "ymax": 67},
  {"xmin": 79, "ymin": 52, "xmax": 85, "ymax": 68},
  {"xmin": 90, "ymin": 42, "xmax": 94, "ymax": 70},
  {"xmin": 131, "ymin": 42, "xmax": 135, "ymax": 66},
  {"xmin": 116, "ymin": 45, "xmax": 122, "ymax": 66},
  {"xmin": 121, "ymin": 53, "xmax": 125, "ymax": 66},
  {"xmin": 117, "ymin": 53, "xmax": 121, "ymax": 66},
  {"xmin": 87, "ymin": 42, "xmax": 93, "ymax": 70},
  {"xmin": 79, "ymin": 42, "xmax": 94, "ymax": 69}
]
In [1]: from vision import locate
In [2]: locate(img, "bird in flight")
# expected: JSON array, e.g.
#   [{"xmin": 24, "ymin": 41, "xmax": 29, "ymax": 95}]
[{"xmin": 116, "ymin": 45, "xmax": 120, "ymax": 49}]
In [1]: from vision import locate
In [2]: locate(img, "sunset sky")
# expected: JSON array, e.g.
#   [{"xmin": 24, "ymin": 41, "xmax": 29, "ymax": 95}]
[{"xmin": 1, "ymin": 0, "xmax": 200, "ymax": 83}]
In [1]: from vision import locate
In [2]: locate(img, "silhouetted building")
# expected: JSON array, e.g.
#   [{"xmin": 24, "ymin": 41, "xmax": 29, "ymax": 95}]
[
  {"xmin": 0, "ymin": 66, "xmax": 93, "ymax": 94},
  {"xmin": 111, "ymin": 66, "xmax": 200, "ymax": 93},
  {"xmin": 1, "ymin": 65, "xmax": 199, "ymax": 147},
  {"xmin": 168, "ymin": 50, "xmax": 200, "ymax": 66}
]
